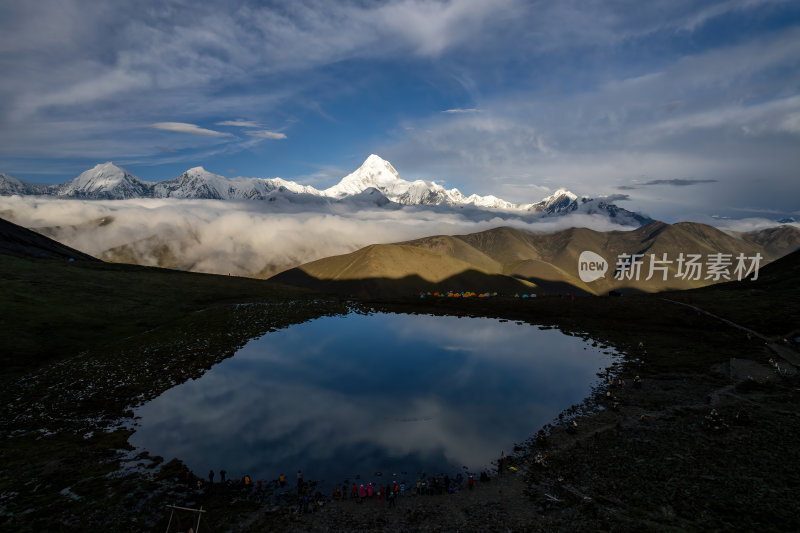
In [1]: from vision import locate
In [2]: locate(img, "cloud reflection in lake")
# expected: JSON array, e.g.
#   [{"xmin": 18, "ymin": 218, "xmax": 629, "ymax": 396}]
[{"xmin": 130, "ymin": 313, "xmax": 615, "ymax": 486}]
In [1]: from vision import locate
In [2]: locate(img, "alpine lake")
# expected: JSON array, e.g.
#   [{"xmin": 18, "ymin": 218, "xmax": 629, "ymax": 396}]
[{"xmin": 129, "ymin": 312, "xmax": 619, "ymax": 491}]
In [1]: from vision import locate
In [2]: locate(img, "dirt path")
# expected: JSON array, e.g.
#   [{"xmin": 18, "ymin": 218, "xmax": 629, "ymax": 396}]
[
  {"xmin": 662, "ymin": 298, "xmax": 800, "ymax": 366},
  {"xmin": 661, "ymin": 298, "xmax": 771, "ymax": 341}
]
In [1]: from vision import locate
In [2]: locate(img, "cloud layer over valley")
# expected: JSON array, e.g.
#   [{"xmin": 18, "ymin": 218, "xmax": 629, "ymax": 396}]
[{"xmin": 0, "ymin": 196, "xmax": 639, "ymax": 278}]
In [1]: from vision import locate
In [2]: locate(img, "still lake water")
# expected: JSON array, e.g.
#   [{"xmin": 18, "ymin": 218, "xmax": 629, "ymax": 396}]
[{"xmin": 130, "ymin": 312, "xmax": 615, "ymax": 487}]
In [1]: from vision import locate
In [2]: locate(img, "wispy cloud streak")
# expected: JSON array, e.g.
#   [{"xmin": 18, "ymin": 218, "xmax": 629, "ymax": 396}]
[{"xmin": 150, "ymin": 122, "xmax": 233, "ymax": 137}]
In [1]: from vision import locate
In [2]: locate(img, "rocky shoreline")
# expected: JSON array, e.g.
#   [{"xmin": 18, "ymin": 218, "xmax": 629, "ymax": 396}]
[
  {"xmin": 3, "ymin": 286, "xmax": 799, "ymax": 531},
  {"xmin": 238, "ymin": 340, "xmax": 799, "ymax": 532},
  {"xmin": 129, "ymin": 295, "xmax": 800, "ymax": 532}
]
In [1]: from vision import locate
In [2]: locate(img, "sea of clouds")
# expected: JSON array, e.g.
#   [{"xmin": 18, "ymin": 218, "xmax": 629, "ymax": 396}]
[{"xmin": 0, "ymin": 195, "xmax": 789, "ymax": 278}]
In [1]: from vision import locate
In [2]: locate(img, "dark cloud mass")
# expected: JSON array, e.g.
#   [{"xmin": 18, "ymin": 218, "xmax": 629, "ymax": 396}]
[
  {"xmin": 598, "ymin": 193, "xmax": 631, "ymax": 202},
  {"xmin": 643, "ymin": 179, "xmax": 718, "ymax": 187},
  {"xmin": 619, "ymin": 179, "xmax": 719, "ymax": 190}
]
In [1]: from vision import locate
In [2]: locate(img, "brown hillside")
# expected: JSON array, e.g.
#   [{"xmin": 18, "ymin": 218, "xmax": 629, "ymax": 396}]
[
  {"xmin": 272, "ymin": 222, "xmax": 798, "ymax": 297},
  {"xmin": 738, "ymin": 224, "xmax": 800, "ymax": 258},
  {"xmin": 400, "ymin": 235, "xmax": 504, "ymax": 274},
  {"xmin": 294, "ymin": 244, "xmax": 485, "ymax": 282},
  {"xmin": 454, "ymin": 226, "xmax": 544, "ymax": 264},
  {"xmin": 271, "ymin": 243, "xmax": 534, "ymax": 297}
]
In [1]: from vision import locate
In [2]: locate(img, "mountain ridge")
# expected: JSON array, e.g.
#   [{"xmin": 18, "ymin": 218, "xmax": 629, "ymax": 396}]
[
  {"xmin": 0, "ymin": 156, "xmax": 649, "ymax": 224},
  {"xmin": 271, "ymin": 222, "xmax": 800, "ymax": 297}
]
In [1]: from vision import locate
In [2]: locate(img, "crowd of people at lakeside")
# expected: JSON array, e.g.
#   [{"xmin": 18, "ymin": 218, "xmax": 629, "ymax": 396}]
[
  {"xmin": 181, "ymin": 465, "xmax": 502, "ymax": 513},
  {"xmin": 293, "ymin": 468, "xmax": 503, "ymax": 515},
  {"xmin": 170, "ymin": 361, "xmax": 646, "ymax": 521},
  {"xmin": 173, "ymin": 365, "xmax": 644, "ymax": 513}
]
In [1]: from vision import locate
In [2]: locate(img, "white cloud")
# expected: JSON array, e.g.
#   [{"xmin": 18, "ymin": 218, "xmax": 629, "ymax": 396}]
[
  {"xmin": 217, "ymin": 120, "xmax": 261, "ymax": 128},
  {"xmin": 246, "ymin": 130, "xmax": 287, "ymax": 140},
  {"xmin": 130, "ymin": 311, "xmax": 607, "ymax": 479},
  {"xmin": 678, "ymin": 0, "xmax": 789, "ymax": 32},
  {"xmin": 379, "ymin": 25, "xmax": 800, "ymax": 214},
  {"xmin": 641, "ymin": 95, "xmax": 800, "ymax": 139},
  {"xmin": 0, "ymin": 196, "xmax": 634, "ymax": 278},
  {"xmin": 778, "ymin": 112, "xmax": 800, "ymax": 133},
  {"xmin": 0, "ymin": 0, "xmax": 525, "ymax": 123},
  {"xmin": 0, "ymin": 0, "xmax": 797, "ymax": 222},
  {"xmin": 149, "ymin": 122, "xmax": 233, "ymax": 137},
  {"xmin": 374, "ymin": 0, "xmax": 518, "ymax": 56},
  {"xmin": 598, "ymin": 194, "xmax": 631, "ymax": 202},
  {"xmin": 691, "ymin": 215, "xmax": 800, "ymax": 234}
]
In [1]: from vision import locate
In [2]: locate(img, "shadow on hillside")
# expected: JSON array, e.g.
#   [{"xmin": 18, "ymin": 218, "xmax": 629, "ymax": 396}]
[
  {"xmin": 0, "ymin": 217, "xmax": 98, "ymax": 261},
  {"xmin": 510, "ymin": 275, "xmax": 593, "ymax": 296},
  {"xmin": 271, "ymin": 267, "xmax": 592, "ymax": 299},
  {"xmin": 272, "ymin": 268, "xmax": 523, "ymax": 298}
]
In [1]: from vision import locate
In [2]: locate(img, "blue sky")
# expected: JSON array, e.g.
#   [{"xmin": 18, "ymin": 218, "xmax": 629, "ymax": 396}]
[{"xmin": 1, "ymin": 0, "xmax": 799, "ymax": 220}]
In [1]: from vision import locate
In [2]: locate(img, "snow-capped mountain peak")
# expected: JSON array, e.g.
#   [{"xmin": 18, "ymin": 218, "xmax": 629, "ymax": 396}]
[
  {"xmin": 549, "ymin": 188, "xmax": 578, "ymax": 201},
  {"xmin": 323, "ymin": 154, "xmax": 522, "ymax": 209},
  {"xmin": 153, "ymin": 166, "xmax": 324, "ymax": 200},
  {"xmin": 0, "ymin": 155, "xmax": 652, "ymax": 226},
  {"xmin": 58, "ymin": 162, "xmax": 153, "ymax": 199},
  {"xmin": 324, "ymin": 154, "xmax": 404, "ymax": 198},
  {"xmin": 156, "ymin": 167, "xmax": 244, "ymax": 199},
  {"xmin": 70, "ymin": 162, "xmax": 130, "ymax": 187},
  {"xmin": 0, "ymin": 173, "xmax": 33, "ymax": 195},
  {"xmin": 184, "ymin": 166, "xmax": 212, "ymax": 177},
  {"xmin": 465, "ymin": 194, "xmax": 517, "ymax": 209},
  {"xmin": 269, "ymin": 177, "xmax": 323, "ymax": 196},
  {"xmin": 524, "ymin": 187, "xmax": 580, "ymax": 214}
]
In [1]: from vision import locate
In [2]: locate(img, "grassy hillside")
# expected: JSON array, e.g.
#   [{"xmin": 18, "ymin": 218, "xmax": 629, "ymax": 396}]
[
  {"xmin": 0, "ymin": 255, "xmax": 316, "ymax": 374},
  {"xmin": 271, "ymin": 244, "xmax": 534, "ymax": 298},
  {"xmin": 0, "ymin": 216, "xmax": 98, "ymax": 261},
  {"xmin": 739, "ymin": 224, "xmax": 800, "ymax": 257},
  {"xmin": 272, "ymin": 222, "xmax": 800, "ymax": 297},
  {"xmin": 666, "ymin": 247, "xmax": 800, "ymax": 336}
]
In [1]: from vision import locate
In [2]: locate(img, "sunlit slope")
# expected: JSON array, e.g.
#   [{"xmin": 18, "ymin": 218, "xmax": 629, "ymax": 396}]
[
  {"xmin": 273, "ymin": 222, "xmax": 799, "ymax": 297},
  {"xmin": 295, "ymin": 244, "xmax": 489, "ymax": 281},
  {"xmin": 271, "ymin": 243, "xmax": 534, "ymax": 296},
  {"xmin": 454, "ymin": 222, "xmax": 793, "ymax": 294},
  {"xmin": 398, "ymin": 235, "xmax": 504, "ymax": 274},
  {"xmin": 738, "ymin": 225, "xmax": 800, "ymax": 259}
]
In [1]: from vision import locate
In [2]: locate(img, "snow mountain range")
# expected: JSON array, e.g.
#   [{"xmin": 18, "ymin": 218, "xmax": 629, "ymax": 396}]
[{"xmin": 1, "ymin": 155, "xmax": 651, "ymax": 224}]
